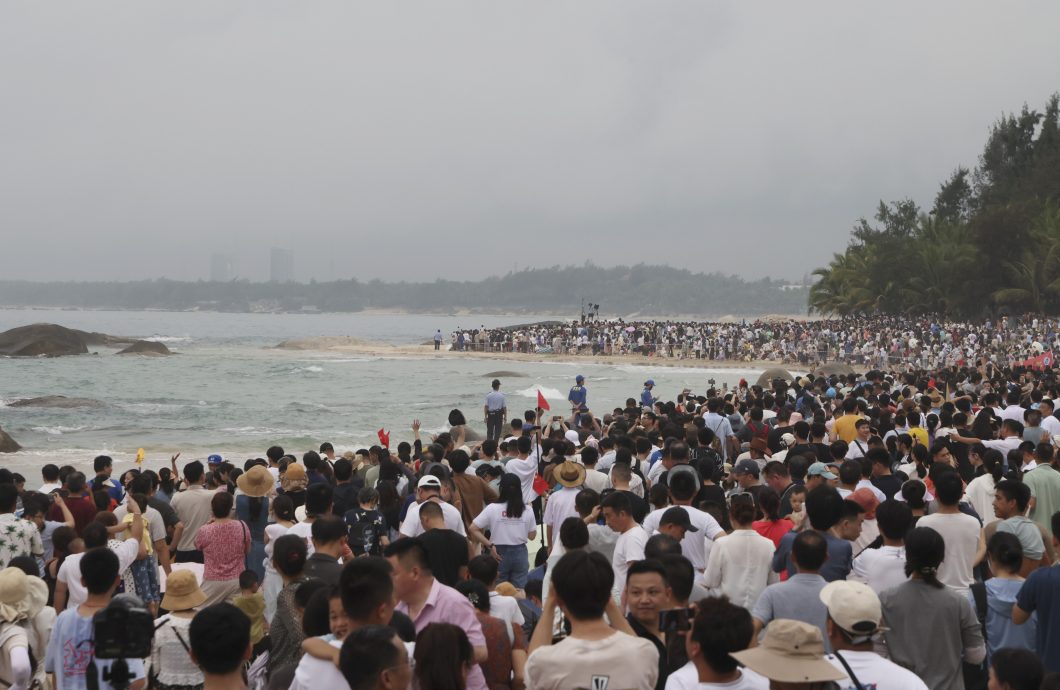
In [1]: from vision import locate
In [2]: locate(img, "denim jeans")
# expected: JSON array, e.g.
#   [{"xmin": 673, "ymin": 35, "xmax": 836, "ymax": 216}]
[{"xmin": 495, "ymin": 543, "xmax": 530, "ymax": 589}]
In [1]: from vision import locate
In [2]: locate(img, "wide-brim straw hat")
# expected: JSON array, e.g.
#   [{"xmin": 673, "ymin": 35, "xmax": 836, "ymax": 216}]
[
  {"xmin": 162, "ymin": 570, "xmax": 207, "ymax": 612},
  {"xmin": 555, "ymin": 460, "xmax": 586, "ymax": 488},
  {"xmin": 237, "ymin": 465, "xmax": 274, "ymax": 498},
  {"xmin": 0, "ymin": 567, "xmax": 47, "ymax": 623},
  {"xmin": 731, "ymin": 619, "xmax": 846, "ymax": 684}
]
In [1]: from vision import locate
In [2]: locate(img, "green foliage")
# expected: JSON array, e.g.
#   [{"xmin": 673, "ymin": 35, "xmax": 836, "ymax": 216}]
[
  {"xmin": 811, "ymin": 94, "xmax": 1060, "ymax": 316},
  {"xmin": 0, "ymin": 265, "xmax": 808, "ymax": 317}
]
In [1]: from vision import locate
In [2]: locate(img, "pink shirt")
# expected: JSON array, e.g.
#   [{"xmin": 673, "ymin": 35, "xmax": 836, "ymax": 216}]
[
  {"xmin": 398, "ymin": 578, "xmax": 488, "ymax": 690},
  {"xmin": 195, "ymin": 519, "xmax": 250, "ymax": 581}
]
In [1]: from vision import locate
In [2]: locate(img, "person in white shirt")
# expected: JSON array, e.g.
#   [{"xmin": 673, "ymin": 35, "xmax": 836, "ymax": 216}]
[
  {"xmin": 916, "ymin": 472, "xmax": 983, "ymax": 595},
  {"xmin": 54, "ymin": 496, "xmax": 144, "ymax": 611},
  {"xmin": 1039, "ymin": 399, "xmax": 1060, "ymax": 437},
  {"xmin": 642, "ymin": 471, "xmax": 725, "ymax": 572},
  {"xmin": 666, "ymin": 595, "xmax": 768, "ymax": 690},
  {"xmin": 38, "ymin": 463, "xmax": 62, "ymax": 495},
  {"xmin": 542, "ymin": 462, "xmax": 585, "ymax": 552},
  {"xmin": 399, "ymin": 475, "xmax": 467, "ymax": 538},
  {"xmin": 845, "ymin": 420, "xmax": 872, "ymax": 460},
  {"xmin": 701, "ymin": 494, "xmax": 777, "ymax": 610},
  {"xmin": 602, "ymin": 491, "xmax": 647, "ymax": 599},
  {"xmin": 579, "ymin": 447, "xmax": 610, "ymax": 493},
  {"xmin": 850, "ymin": 499, "xmax": 910, "ymax": 594},
  {"xmin": 820, "ymin": 581, "xmax": 928, "ymax": 690}
]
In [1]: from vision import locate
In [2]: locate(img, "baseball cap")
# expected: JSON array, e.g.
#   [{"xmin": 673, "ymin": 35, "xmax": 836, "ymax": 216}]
[
  {"xmin": 207, "ymin": 454, "xmax": 223, "ymax": 466},
  {"xmin": 417, "ymin": 476, "xmax": 442, "ymax": 490},
  {"xmin": 576, "ymin": 374, "xmax": 585, "ymax": 382},
  {"xmin": 644, "ymin": 379, "xmax": 655, "ymax": 386},
  {"xmin": 818, "ymin": 581, "xmax": 886, "ymax": 637},
  {"xmin": 780, "ymin": 432, "xmax": 796, "ymax": 448},
  {"xmin": 659, "ymin": 506, "xmax": 699, "ymax": 532},
  {"xmin": 734, "ymin": 459, "xmax": 760, "ymax": 477},
  {"xmin": 807, "ymin": 462, "xmax": 838, "ymax": 480}
]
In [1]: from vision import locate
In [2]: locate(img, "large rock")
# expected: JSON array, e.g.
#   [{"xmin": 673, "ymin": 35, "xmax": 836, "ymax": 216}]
[
  {"xmin": 117, "ymin": 340, "xmax": 172, "ymax": 356},
  {"xmin": 483, "ymin": 371, "xmax": 527, "ymax": 378},
  {"xmin": 9, "ymin": 395, "xmax": 104, "ymax": 409},
  {"xmin": 0, "ymin": 426, "xmax": 20, "ymax": 453},
  {"xmin": 0, "ymin": 324, "xmax": 89, "ymax": 357}
]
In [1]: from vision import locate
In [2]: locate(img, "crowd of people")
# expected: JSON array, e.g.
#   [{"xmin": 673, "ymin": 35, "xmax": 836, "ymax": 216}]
[
  {"xmin": 6, "ymin": 338, "xmax": 1060, "ymax": 688},
  {"xmin": 443, "ymin": 314, "xmax": 1060, "ymax": 368}
]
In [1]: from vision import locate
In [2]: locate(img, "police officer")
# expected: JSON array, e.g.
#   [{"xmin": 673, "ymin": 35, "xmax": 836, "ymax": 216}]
[
  {"xmin": 484, "ymin": 379, "xmax": 506, "ymax": 441},
  {"xmin": 568, "ymin": 375, "xmax": 588, "ymax": 418},
  {"xmin": 641, "ymin": 379, "xmax": 658, "ymax": 410}
]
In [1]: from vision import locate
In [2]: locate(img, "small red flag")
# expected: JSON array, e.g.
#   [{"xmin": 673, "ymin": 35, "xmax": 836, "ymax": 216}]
[
  {"xmin": 377, "ymin": 428, "xmax": 390, "ymax": 448},
  {"xmin": 537, "ymin": 389, "xmax": 550, "ymax": 411}
]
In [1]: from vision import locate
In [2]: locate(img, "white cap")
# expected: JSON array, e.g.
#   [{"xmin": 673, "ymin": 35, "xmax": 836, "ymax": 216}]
[
  {"xmin": 417, "ymin": 475, "xmax": 442, "ymax": 490},
  {"xmin": 819, "ymin": 581, "xmax": 885, "ymax": 636}
]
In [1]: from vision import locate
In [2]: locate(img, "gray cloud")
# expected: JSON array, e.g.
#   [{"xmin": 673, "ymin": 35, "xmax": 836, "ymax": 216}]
[{"xmin": 1, "ymin": 1, "xmax": 1058, "ymax": 283}]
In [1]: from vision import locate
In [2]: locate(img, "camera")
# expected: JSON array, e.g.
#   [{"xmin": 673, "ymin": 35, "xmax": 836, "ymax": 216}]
[
  {"xmin": 87, "ymin": 595, "xmax": 156, "ymax": 690},
  {"xmin": 659, "ymin": 607, "xmax": 694, "ymax": 634}
]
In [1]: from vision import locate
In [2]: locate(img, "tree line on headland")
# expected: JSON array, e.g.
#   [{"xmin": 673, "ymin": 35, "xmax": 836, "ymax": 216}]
[
  {"xmin": 810, "ymin": 94, "xmax": 1060, "ymax": 317},
  {"xmin": 0, "ymin": 264, "xmax": 808, "ymax": 317}
]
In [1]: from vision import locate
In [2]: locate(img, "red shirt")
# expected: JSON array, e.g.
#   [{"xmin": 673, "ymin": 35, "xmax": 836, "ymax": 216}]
[
  {"xmin": 49, "ymin": 495, "xmax": 97, "ymax": 536},
  {"xmin": 752, "ymin": 518, "xmax": 794, "ymax": 548}
]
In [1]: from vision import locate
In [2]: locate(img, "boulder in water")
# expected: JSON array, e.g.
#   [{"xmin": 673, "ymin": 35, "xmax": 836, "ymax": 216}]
[
  {"xmin": 117, "ymin": 340, "xmax": 172, "ymax": 356},
  {"xmin": 0, "ymin": 323, "xmax": 89, "ymax": 357},
  {"xmin": 483, "ymin": 371, "xmax": 527, "ymax": 378},
  {"xmin": 9, "ymin": 395, "xmax": 105, "ymax": 409},
  {"xmin": 0, "ymin": 426, "xmax": 20, "ymax": 453}
]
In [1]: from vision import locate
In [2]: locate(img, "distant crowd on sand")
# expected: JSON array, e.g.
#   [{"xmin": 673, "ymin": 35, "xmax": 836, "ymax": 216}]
[
  {"xmin": 8, "ymin": 341, "xmax": 1060, "ymax": 688},
  {"xmin": 436, "ymin": 314, "xmax": 1060, "ymax": 368}
]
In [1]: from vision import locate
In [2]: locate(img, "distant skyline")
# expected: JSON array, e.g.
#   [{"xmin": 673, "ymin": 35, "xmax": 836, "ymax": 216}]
[{"xmin": 2, "ymin": 2, "xmax": 1059, "ymax": 283}]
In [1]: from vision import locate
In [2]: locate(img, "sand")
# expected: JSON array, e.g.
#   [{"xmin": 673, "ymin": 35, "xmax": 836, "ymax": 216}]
[{"xmin": 277, "ymin": 336, "xmax": 785, "ymax": 371}]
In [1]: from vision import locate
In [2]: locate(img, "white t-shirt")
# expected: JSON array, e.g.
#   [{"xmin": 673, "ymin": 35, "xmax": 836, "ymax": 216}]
[
  {"xmin": 290, "ymin": 638, "xmax": 347, "ymax": 690},
  {"xmin": 642, "ymin": 506, "xmax": 725, "ymax": 571},
  {"xmin": 917, "ymin": 512, "xmax": 980, "ymax": 594},
  {"xmin": 1041, "ymin": 415, "xmax": 1060, "ymax": 438},
  {"xmin": 57, "ymin": 538, "xmax": 139, "ymax": 610},
  {"xmin": 701, "ymin": 530, "xmax": 778, "ymax": 610},
  {"xmin": 471, "ymin": 503, "xmax": 536, "ymax": 546},
  {"xmin": 665, "ymin": 661, "xmax": 769, "ymax": 690},
  {"xmin": 399, "ymin": 499, "xmax": 467, "ymax": 537},
  {"xmin": 525, "ymin": 631, "xmax": 659, "ymax": 690},
  {"xmin": 488, "ymin": 592, "xmax": 525, "ymax": 644},
  {"xmin": 850, "ymin": 545, "xmax": 907, "ymax": 594},
  {"xmin": 286, "ymin": 521, "xmax": 316, "ymax": 556},
  {"xmin": 825, "ymin": 650, "xmax": 928, "ymax": 690},
  {"xmin": 612, "ymin": 526, "xmax": 648, "ymax": 596},
  {"xmin": 542, "ymin": 487, "xmax": 581, "ymax": 541}
]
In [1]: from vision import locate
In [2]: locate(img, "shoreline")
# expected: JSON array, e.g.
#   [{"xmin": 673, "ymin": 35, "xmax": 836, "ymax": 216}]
[{"xmin": 301, "ymin": 340, "xmax": 787, "ymax": 371}]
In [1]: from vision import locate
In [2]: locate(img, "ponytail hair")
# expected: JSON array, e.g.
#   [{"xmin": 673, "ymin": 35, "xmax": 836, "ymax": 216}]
[
  {"xmin": 904, "ymin": 527, "xmax": 945, "ymax": 589},
  {"xmin": 987, "ymin": 531, "xmax": 1023, "ymax": 575},
  {"xmin": 981, "ymin": 448, "xmax": 1004, "ymax": 484}
]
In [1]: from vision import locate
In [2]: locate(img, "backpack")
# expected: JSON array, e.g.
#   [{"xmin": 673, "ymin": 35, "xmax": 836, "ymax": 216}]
[
  {"xmin": 345, "ymin": 508, "xmax": 381, "ymax": 556},
  {"xmin": 746, "ymin": 420, "xmax": 769, "ymax": 441}
]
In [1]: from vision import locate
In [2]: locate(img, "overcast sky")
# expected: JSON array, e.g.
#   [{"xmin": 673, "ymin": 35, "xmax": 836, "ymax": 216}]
[{"xmin": 2, "ymin": 2, "xmax": 1058, "ymax": 284}]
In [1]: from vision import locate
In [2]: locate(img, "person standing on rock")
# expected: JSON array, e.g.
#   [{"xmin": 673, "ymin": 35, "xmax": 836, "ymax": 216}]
[
  {"xmin": 434, "ymin": 329, "xmax": 443, "ymax": 351},
  {"xmin": 484, "ymin": 379, "xmax": 506, "ymax": 442},
  {"xmin": 568, "ymin": 375, "xmax": 587, "ymax": 419}
]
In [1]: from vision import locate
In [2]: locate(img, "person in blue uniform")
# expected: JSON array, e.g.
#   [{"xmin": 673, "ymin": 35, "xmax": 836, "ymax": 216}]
[
  {"xmin": 484, "ymin": 378, "xmax": 507, "ymax": 441},
  {"xmin": 641, "ymin": 379, "xmax": 657, "ymax": 409},
  {"xmin": 568, "ymin": 375, "xmax": 588, "ymax": 418}
]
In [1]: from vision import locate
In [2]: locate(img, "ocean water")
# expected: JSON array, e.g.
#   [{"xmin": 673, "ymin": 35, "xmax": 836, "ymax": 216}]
[{"xmin": 0, "ymin": 308, "xmax": 763, "ymax": 480}]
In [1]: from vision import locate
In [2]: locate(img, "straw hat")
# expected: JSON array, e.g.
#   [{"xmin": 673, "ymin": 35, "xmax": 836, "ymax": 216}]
[
  {"xmin": 0, "ymin": 567, "xmax": 47, "ymax": 623},
  {"xmin": 237, "ymin": 465, "xmax": 274, "ymax": 498},
  {"xmin": 555, "ymin": 460, "xmax": 586, "ymax": 488},
  {"xmin": 162, "ymin": 570, "xmax": 206, "ymax": 612},
  {"xmin": 282, "ymin": 463, "xmax": 308, "ymax": 492},
  {"xmin": 731, "ymin": 620, "xmax": 845, "ymax": 683}
]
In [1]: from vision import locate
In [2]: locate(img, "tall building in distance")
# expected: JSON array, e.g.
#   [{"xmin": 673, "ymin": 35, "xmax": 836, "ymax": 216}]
[
  {"xmin": 270, "ymin": 248, "xmax": 294, "ymax": 283},
  {"xmin": 209, "ymin": 253, "xmax": 233, "ymax": 282}
]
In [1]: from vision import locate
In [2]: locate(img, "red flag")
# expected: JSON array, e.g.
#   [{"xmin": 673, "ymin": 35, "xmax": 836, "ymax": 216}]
[
  {"xmin": 537, "ymin": 389, "xmax": 550, "ymax": 411},
  {"xmin": 377, "ymin": 428, "xmax": 390, "ymax": 448}
]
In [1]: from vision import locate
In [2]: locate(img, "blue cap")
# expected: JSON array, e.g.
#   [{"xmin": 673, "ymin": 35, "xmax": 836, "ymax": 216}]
[
  {"xmin": 207, "ymin": 454, "xmax": 223, "ymax": 465},
  {"xmin": 645, "ymin": 379, "xmax": 655, "ymax": 386},
  {"xmin": 576, "ymin": 375, "xmax": 584, "ymax": 382}
]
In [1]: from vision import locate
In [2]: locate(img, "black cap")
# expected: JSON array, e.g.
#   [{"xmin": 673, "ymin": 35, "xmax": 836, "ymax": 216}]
[{"xmin": 659, "ymin": 506, "xmax": 699, "ymax": 532}]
